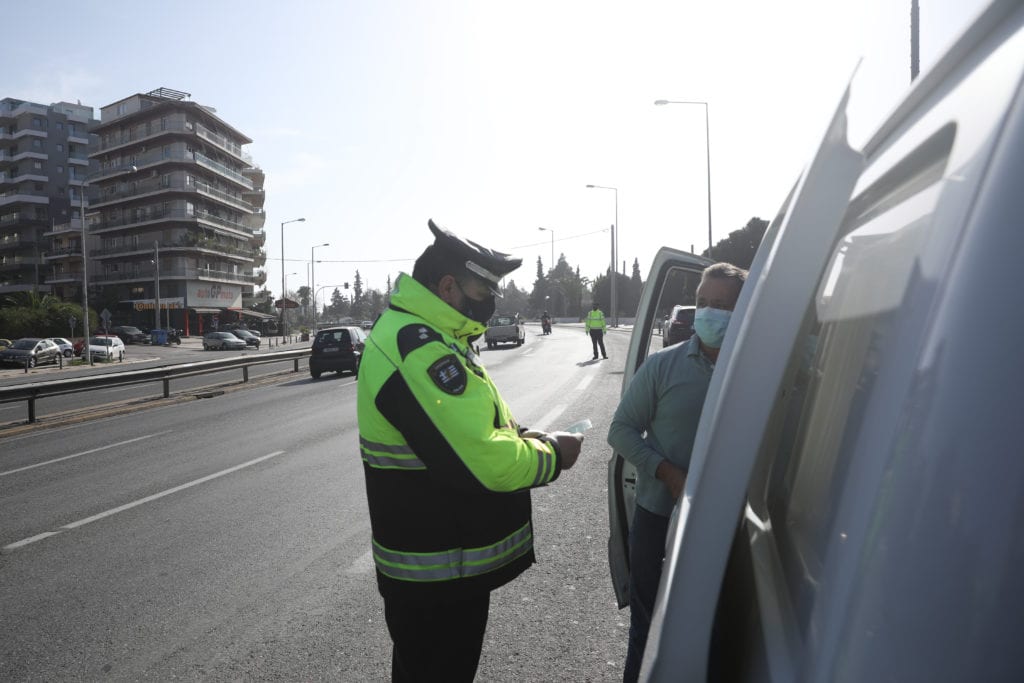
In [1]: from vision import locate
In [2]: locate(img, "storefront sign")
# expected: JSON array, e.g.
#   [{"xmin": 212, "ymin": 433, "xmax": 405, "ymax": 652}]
[{"xmin": 187, "ymin": 282, "xmax": 242, "ymax": 308}]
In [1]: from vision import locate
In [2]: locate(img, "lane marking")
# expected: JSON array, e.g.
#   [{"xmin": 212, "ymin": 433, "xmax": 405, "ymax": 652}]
[
  {"xmin": 0, "ymin": 430, "xmax": 174, "ymax": 477},
  {"xmin": 533, "ymin": 404, "xmax": 567, "ymax": 432},
  {"xmin": 575, "ymin": 373, "xmax": 595, "ymax": 393},
  {"xmin": 3, "ymin": 450, "xmax": 286, "ymax": 552},
  {"xmin": 347, "ymin": 549, "xmax": 375, "ymax": 574},
  {"xmin": 521, "ymin": 348, "xmax": 535, "ymax": 356}
]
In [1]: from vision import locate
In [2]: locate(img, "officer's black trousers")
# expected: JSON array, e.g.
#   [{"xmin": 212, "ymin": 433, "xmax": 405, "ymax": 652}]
[
  {"xmin": 590, "ymin": 330, "xmax": 608, "ymax": 359},
  {"xmin": 384, "ymin": 592, "xmax": 490, "ymax": 682}
]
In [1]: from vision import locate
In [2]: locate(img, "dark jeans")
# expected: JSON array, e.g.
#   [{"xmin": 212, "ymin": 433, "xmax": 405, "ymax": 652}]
[
  {"xmin": 624, "ymin": 505, "xmax": 670, "ymax": 683},
  {"xmin": 384, "ymin": 593, "xmax": 490, "ymax": 682},
  {"xmin": 590, "ymin": 330, "xmax": 608, "ymax": 358}
]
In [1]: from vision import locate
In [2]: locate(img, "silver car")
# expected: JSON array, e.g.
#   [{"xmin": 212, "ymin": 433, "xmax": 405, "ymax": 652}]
[{"xmin": 202, "ymin": 331, "xmax": 247, "ymax": 351}]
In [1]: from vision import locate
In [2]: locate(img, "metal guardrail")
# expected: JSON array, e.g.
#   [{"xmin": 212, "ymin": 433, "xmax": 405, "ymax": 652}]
[{"xmin": 0, "ymin": 348, "xmax": 311, "ymax": 424}]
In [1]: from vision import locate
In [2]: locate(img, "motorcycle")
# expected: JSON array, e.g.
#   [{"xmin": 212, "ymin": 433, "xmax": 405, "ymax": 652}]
[
  {"xmin": 541, "ymin": 317, "xmax": 552, "ymax": 335},
  {"xmin": 166, "ymin": 328, "xmax": 182, "ymax": 345}
]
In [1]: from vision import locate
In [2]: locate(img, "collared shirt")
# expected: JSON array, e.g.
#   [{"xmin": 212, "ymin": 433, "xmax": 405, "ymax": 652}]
[{"xmin": 607, "ymin": 335, "xmax": 714, "ymax": 517}]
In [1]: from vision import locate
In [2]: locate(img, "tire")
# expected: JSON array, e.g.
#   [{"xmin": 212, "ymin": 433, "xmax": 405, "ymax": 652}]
[
  {"xmin": 311, "ymin": 369, "xmax": 322, "ymax": 379},
  {"xmin": 119, "ymin": 352, "xmax": 124, "ymax": 362},
  {"xmin": 203, "ymin": 343, "xmax": 210, "ymax": 351},
  {"xmin": 63, "ymin": 349, "xmax": 73, "ymax": 358}
]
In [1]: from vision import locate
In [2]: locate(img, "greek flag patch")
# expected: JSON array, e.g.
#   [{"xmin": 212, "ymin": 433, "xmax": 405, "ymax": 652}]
[{"xmin": 427, "ymin": 354, "xmax": 467, "ymax": 395}]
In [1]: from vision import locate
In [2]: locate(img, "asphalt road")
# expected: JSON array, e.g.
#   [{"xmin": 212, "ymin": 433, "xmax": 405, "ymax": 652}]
[{"xmin": 0, "ymin": 324, "xmax": 633, "ymax": 681}]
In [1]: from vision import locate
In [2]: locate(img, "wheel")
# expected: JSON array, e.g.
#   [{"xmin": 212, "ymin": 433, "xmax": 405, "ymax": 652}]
[
  {"xmin": 28, "ymin": 357, "xmax": 36, "ymax": 368},
  {"xmin": 119, "ymin": 351, "xmax": 124, "ymax": 361},
  {"xmin": 311, "ymin": 369, "xmax": 322, "ymax": 379},
  {"xmin": 203, "ymin": 343, "xmax": 209, "ymax": 350},
  {"xmin": 63, "ymin": 349, "xmax": 73, "ymax": 358}
]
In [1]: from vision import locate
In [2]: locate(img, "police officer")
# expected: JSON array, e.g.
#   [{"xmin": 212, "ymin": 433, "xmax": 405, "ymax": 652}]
[
  {"xmin": 357, "ymin": 219, "xmax": 584, "ymax": 682},
  {"xmin": 585, "ymin": 302, "xmax": 608, "ymax": 360}
]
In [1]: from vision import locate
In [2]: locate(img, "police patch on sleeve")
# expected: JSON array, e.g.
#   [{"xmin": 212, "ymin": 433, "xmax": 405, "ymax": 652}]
[{"xmin": 427, "ymin": 354, "xmax": 467, "ymax": 395}]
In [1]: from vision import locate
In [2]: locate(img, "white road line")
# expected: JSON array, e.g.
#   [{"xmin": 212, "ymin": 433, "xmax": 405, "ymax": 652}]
[
  {"xmin": 575, "ymin": 373, "xmax": 596, "ymax": 393},
  {"xmin": 2, "ymin": 450, "xmax": 286, "ymax": 552},
  {"xmin": 347, "ymin": 549, "xmax": 375, "ymax": 574},
  {"xmin": 533, "ymin": 404, "xmax": 567, "ymax": 432},
  {"xmin": 521, "ymin": 348, "xmax": 535, "ymax": 356},
  {"xmin": 0, "ymin": 430, "xmax": 174, "ymax": 477}
]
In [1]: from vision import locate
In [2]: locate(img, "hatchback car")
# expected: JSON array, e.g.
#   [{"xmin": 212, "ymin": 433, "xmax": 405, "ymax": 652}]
[
  {"xmin": 46, "ymin": 337, "xmax": 76, "ymax": 358},
  {"xmin": 85, "ymin": 335, "xmax": 125, "ymax": 362},
  {"xmin": 309, "ymin": 326, "xmax": 365, "ymax": 379},
  {"xmin": 661, "ymin": 305, "xmax": 695, "ymax": 347},
  {"xmin": 203, "ymin": 331, "xmax": 247, "ymax": 351},
  {"xmin": 0, "ymin": 338, "xmax": 61, "ymax": 368}
]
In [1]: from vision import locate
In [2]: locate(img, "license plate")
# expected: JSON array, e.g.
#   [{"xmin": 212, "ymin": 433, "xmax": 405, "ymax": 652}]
[{"xmin": 323, "ymin": 346, "xmax": 339, "ymax": 353}]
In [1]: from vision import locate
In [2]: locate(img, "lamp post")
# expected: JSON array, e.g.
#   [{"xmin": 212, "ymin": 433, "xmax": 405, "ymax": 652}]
[
  {"xmin": 654, "ymin": 99, "xmax": 713, "ymax": 260},
  {"xmin": 280, "ymin": 217, "xmax": 305, "ymax": 340},
  {"xmin": 537, "ymin": 227, "xmax": 554, "ymax": 271},
  {"xmin": 283, "ymin": 271, "xmax": 297, "ymax": 335},
  {"xmin": 311, "ymin": 242, "xmax": 329, "ymax": 331},
  {"xmin": 153, "ymin": 241, "xmax": 161, "ymax": 332},
  {"xmin": 585, "ymin": 184, "xmax": 619, "ymax": 327},
  {"xmin": 77, "ymin": 182, "xmax": 94, "ymax": 365}
]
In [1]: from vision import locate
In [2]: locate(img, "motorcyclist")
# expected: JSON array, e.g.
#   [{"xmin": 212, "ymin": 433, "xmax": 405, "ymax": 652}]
[{"xmin": 541, "ymin": 311, "xmax": 552, "ymax": 335}]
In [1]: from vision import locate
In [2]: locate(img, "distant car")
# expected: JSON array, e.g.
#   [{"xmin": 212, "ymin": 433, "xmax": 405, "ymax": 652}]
[
  {"xmin": 247, "ymin": 329, "xmax": 262, "ymax": 338},
  {"xmin": 309, "ymin": 326, "xmax": 365, "ymax": 379},
  {"xmin": 484, "ymin": 314, "xmax": 526, "ymax": 349},
  {"xmin": 0, "ymin": 338, "xmax": 61, "ymax": 368},
  {"xmin": 110, "ymin": 325, "xmax": 149, "ymax": 344},
  {"xmin": 361, "ymin": 320, "xmax": 374, "ymax": 330},
  {"xmin": 203, "ymin": 331, "xmax": 247, "ymax": 351},
  {"xmin": 46, "ymin": 337, "xmax": 76, "ymax": 358},
  {"xmin": 227, "ymin": 329, "xmax": 260, "ymax": 349},
  {"xmin": 662, "ymin": 305, "xmax": 696, "ymax": 347},
  {"xmin": 86, "ymin": 335, "xmax": 126, "ymax": 362}
]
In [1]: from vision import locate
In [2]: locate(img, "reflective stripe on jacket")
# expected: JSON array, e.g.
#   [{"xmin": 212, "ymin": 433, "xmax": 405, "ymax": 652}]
[{"xmin": 356, "ymin": 273, "xmax": 562, "ymax": 604}]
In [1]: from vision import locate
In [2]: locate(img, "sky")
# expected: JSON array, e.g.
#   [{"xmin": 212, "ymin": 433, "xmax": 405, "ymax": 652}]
[{"xmin": 6, "ymin": 0, "xmax": 989, "ymax": 303}]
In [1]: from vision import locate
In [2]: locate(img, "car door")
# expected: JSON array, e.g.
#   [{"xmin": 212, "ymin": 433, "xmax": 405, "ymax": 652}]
[{"xmin": 606, "ymin": 248, "xmax": 711, "ymax": 609}]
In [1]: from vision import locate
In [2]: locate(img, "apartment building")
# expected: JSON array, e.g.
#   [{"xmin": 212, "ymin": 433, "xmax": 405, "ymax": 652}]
[
  {"xmin": 86, "ymin": 87, "xmax": 268, "ymax": 334},
  {"xmin": 0, "ymin": 98, "xmax": 95, "ymax": 298}
]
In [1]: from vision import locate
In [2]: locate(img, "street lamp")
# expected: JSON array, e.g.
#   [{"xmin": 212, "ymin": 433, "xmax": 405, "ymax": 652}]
[
  {"xmin": 311, "ymin": 242, "xmax": 329, "ymax": 331},
  {"xmin": 280, "ymin": 217, "xmax": 305, "ymax": 339},
  {"xmin": 654, "ymin": 99, "xmax": 713, "ymax": 260},
  {"xmin": 537, "ymin": 227, "xmax": 554, "ymax": 271},
  {"xmin": 153, "ymin": 241, "xmax": 161, "ymax": 332},
  {"xmin": 283, "ymin": 271, "xmax": 297, "ymax": 334},
  {"xmin": 585, "ymin": 184, "xmax": 619, "ymax": 327}
]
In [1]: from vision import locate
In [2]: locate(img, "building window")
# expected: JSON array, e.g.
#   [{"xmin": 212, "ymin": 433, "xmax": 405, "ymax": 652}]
[
  {"xmin": 32, "ymin": 138, "xmax": 42, "ymax": 148},
  {"xmin": 56, "ymin": 122, "xmax": 63, "ymax": 131},
  {"xmin": 32, "ymin": 117, "xmax": 42, "ymax": 128},
  {"xmin": 116, "ymin": 103, "xmax": 128, "ymax": 117},
  {"xmin": 56, "ymin": 143, "xmax": 63, "ymax": 152},
  {"xmin": 33, "ymin": 161, "xmax": 42, "ymax": 170},
  {"xmin": 57, "ymin": 165, "xmax": 64, "ymax": 174}
]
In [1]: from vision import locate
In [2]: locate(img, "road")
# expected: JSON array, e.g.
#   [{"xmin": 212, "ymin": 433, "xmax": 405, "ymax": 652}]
[{"xmin": 0, "ymin": 324, "xmax": 632, "ymax": 681}]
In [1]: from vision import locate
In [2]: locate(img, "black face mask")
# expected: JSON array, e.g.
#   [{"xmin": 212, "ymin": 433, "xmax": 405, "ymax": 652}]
[{"xmin": 456, "ymin": 280, "xmax": 496, "ymax": 325}]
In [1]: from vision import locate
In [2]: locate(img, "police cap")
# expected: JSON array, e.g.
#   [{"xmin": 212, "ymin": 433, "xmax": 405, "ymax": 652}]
[{"xmin": 428, "ymin": 219, "xmax": 521, "ymax": 296}]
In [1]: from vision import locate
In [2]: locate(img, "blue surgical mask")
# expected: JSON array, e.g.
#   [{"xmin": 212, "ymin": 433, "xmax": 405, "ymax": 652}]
[{"xmin": 693, "ymin": 307, "xmax": 732, "ymax": 348}]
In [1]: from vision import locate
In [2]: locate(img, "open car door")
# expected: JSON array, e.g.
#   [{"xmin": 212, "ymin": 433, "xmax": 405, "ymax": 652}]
[{"xmin": 607, "ymin": 248, "xmax": 711, "ymax": 608}]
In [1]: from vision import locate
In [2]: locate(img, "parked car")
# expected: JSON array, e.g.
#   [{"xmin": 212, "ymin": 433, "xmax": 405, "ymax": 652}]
[
  {"xmin": 661, "ymin": 305, "xmax": 695, "ymax": 347},
  {"xmin": 609, "ymin": 4, "xmax": 1024, "ymax": 680},
  {"xmin": 227, "ymin": 328, "xmax": 260, "ymax": 349},
  {"xmin": 309, "ymin": 326, "xmax": 365, "ymax": 379},
  {"xmin": 46, "ymin": 337, "xmax": 76, "ymax": 358},
  {"xmin": 0, "ymin": 338, "xmax": 61, "ymax": 368},
  {"xmin": 484, "ymin": 314, "xmax": 526, "ymax": 349},
  {"xmin": 85, "ymin": 335, "xmax": 126, "ymax": 362},
  {"xmin": 202, "ymin": 331, "xmax": 247, "ymax": 351},
  {"xmin": 110, "ymin": 325, "xmax": 149, "ymax": 345}
]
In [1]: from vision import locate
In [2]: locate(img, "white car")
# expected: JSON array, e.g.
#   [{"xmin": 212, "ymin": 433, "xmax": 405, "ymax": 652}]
[
  {"xmin": 611, "ymin": 3, "xmax": 1024, "ymax": 680},
  {"xmin": 46, "ymin": 337, "xmax": 75, "ymax": 358},
  {"xmin": 86, "ymin": 335, "xmax": 126, "ymax": 362}
]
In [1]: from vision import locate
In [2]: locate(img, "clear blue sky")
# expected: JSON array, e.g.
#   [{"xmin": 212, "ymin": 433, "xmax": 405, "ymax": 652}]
[{"xmin": 8, "ymin": 0, "xmax": 986, "ymax": 300}]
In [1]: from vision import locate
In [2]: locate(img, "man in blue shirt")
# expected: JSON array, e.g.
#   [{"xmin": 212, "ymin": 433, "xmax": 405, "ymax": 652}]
[{"xmin": 607, "ymin": 262, "xmax": 747, "ymax": 682}]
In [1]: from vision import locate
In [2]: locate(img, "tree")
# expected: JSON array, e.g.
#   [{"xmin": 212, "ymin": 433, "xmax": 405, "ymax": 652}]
[
  {"xmin": 500, "ymin": 280, "xmax": 529, "ymax": 317},
  {"xmin": 0, "ymin": 292, "xmax": 94, "ymax": 339},
  {"xmin": 706, "ymin": 217, "xmax": 769, "ymax": 269}
]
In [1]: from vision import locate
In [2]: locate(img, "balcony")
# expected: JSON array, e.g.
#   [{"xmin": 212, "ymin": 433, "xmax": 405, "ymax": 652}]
[
  {"xmin": 194, "ymin": 122, "xmax": 245, "ymax": 160},
  {"xmin": 251, "ymin": 229, "xmax": 266, "ymax": 246},
  {"xmin": 92, "ymin": 266, "xmax": 256, "ymax": 285},
  {"xmin": 194, "ymin": 152, "xmax": 253, "ymax": 190},
  {"xmin": 247, "ymin": 210, "xmax": 266, "ymax": 230},
  {"xmin": 43, "ymin": 246, "xmax": 84, "ymax": 260},
  {"xmin": 0, "ymin": 255, "xmax": 42, "ymax": 270},
  {"xmin": 0, "ymin": 192, "xmax": 49, "ymax": 207},
  {"xmin": 90, "ymin": 207, "xmax": 253, "ymax": 238},
  {"xmin": 89, "ymin": 175, "xmax": 254, "ymax": 214},
  {"xmin": 253, "ymin": 251, "xmax": 266, "ymax": 266},
  {"xmin": 45, "ymin": 271, "xmax": 84, "ymax": 284},
  {"xmin": 44, "ymin": 219, "xmax": 85, "ymax": 236}
]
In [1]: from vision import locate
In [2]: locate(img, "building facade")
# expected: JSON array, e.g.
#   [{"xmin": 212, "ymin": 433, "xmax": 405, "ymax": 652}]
[
  {"xmin": 84, "ymin": 88, "xmax": 268, "ymax": 334},
  {"xmin": 0, "ymin": 98, "xmax": 95, "ymax": 298}
]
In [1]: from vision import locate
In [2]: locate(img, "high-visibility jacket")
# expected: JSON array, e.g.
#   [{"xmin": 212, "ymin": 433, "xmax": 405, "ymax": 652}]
[
  {"xmin": 585, "ymin": 308, "xmax": 607, "ymax": 332},
  {"xmin": 357, "ymin": 273, "xmax": 564, "ymax": 605}
]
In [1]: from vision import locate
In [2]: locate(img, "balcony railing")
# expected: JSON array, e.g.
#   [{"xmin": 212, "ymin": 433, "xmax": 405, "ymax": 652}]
[
  {"xmin": 90, "ymin": 234, "xmax": 255, "ymax": 260},
  {"xmin": 43, "ymin": 246, "xmax": 84, "ymax": 259},
  {"xmin": 194, "ymin": 152, "xmax": 253, "ymax": 190},
  {"xmin": 90, "ymin": 207, "xmax": 253, "ymax": 237},
  {"xmin": 92, "ymin": 267, "xmax": 256, "ymax": 285},
  {"xmin": 90, "ymin": 176, "xmax": 254, "ymax": 214},
  {"xmin": 194, "ymin": 122, "xmax": 244, "ymax": 159},
  {"xmin": 44, "ymin": 271, "xmax": 84, "ymax": 284}
]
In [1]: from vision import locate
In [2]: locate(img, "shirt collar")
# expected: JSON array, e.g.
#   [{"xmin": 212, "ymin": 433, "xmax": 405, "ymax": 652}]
[{"xmin": 390, "ymin": 273, "xmax": 487, "ymax": 342}]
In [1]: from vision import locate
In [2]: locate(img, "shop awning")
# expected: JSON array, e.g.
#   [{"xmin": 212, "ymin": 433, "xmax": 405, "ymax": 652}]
[
  {"xmin": 191, "ymin": 307, "xmax": 221, "ymax": 314},
  {"xmin": 232, "ymin": 308, "xmax": 278, "ymax": 320}
]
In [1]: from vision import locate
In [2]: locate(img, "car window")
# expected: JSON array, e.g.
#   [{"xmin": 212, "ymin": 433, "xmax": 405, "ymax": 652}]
[{"xmin": 645, "ymin": 267, "xmax": 702, "ymax": 360}]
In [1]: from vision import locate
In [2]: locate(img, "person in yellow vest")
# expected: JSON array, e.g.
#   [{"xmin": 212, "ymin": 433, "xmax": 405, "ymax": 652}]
[
  {"xmin": 357, "ymin": 219, "xmax": 584, "ymax": 682},
  {"xmin": 585, "ymin": 302, "xmax": 608, "ymax": 360}
]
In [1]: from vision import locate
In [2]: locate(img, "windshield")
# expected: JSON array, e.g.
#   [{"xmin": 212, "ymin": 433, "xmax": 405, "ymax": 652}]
[
  {"xmin": 11, "ymin": 339, "xmax": 39, "ymax": 350},
  {"xmin": 89, "ymin": 338, "xmax": 113, "ymax": 346},
  {"xmin": 491, "ymin": 316, "xmax": 516, "ymax": 326}
]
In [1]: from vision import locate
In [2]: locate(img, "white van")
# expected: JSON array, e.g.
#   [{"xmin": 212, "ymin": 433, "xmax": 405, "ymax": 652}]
[{"xmin": 608, "ymin": 1, "xmax": 1024, "ymax": 679}]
